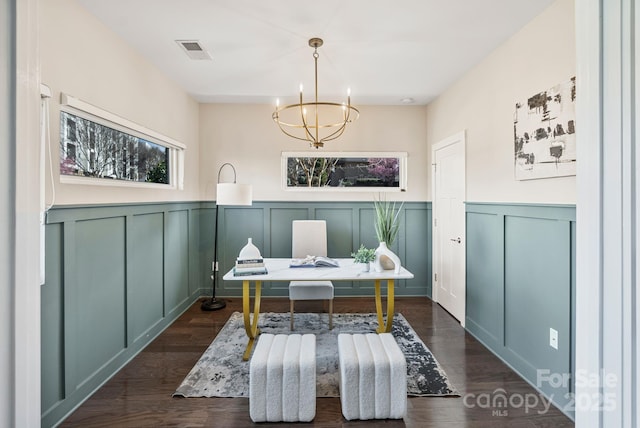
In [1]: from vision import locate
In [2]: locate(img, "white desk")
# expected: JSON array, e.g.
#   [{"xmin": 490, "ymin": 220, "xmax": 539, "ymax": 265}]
[{"xmin": 222, "ymin": 258, "xmax": 414, "ymax": 360}]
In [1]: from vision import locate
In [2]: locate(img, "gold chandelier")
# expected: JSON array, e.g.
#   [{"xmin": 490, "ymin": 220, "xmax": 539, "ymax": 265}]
[{"xmin": 272, "ymin": 38, "xmax": 360, "ymax": 149}]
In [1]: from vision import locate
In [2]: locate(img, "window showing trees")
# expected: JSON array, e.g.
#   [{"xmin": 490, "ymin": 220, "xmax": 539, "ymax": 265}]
[
  {"xmin": 60, "ymin": 111, "xmax": 170, "ymax": 184},
  {"xmin": 283, "ymin": 152, "xmax": 407, "ymax": 191}
]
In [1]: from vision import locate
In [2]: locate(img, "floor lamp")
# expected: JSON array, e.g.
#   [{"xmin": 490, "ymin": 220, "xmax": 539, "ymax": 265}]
[{"xmin": 201, "ymin": 163, "xmax": 252, "ymax": 311}]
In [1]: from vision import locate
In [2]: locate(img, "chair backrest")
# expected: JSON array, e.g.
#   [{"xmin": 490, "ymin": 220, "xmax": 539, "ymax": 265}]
[{"xmin": 292, "ymin": 220, "xmax": 328, "ymax": 258}]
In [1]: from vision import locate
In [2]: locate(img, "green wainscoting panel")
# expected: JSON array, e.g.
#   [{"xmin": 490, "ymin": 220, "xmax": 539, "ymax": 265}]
[
  {"xmin": 504, "ymin": 216, "xmax": 571, "ymax": 400},
  {"xmin": 404, "ymin": 206, "xmax": 431, "ymax": 294},
  {"xmin": 129, "ymin": 213, "xmax": 164, "ymax": 342},
  {"xmin": 42, "ymin": 224, "xmax": 64, "ymax": 414},
  {"xmin": 216, "ymin": 202, "xmax": 432, "ymax": 297},
  {"xmin": 316, "ymin": 208, "xmax": 355, "ymax": 258},
  {"xmin": 465, "ymin": 202, "xmax": 576, "ymax": 419},
  {"xmin": 357, "ymin": 207, "xmax": 379, "ymax": 249},
  {"xmin": 352, "ymin": 207, "xmax": 378, "ymax": 293},
  {"xmin": 73, "ymin": 217, "xmax": 127, "ymax": 385},
  {"xmin": 466, "ymin": 212, "xmax": 504, "ymax": 347},
  {"xmin": 164, "ymin": 210, "xmax": 190, "ymax": 316},
  {"xmin": 267, "ymin": 207, "xmax": 308, "ymax": 257},
  {"xmin": 195, "ymin": 207, "xmax": 216, "ymax": 292},
  {"xmin": 42, "ymin": 200, "xmax": 431, "ymax": 427},
  {"xmin": 43, "ymin": 202, "xmax": 205, "ymax": 428},
  {"xmin": 317, "ymin": 207, "xmax": 356, "ymax": 291},
  {"xmin": 263, "ymin": 207, "xmax": 309, "ymax": 291},
  {"xmin": 220, "ymin": 207, "xmax": 266, "ymax": 293}
]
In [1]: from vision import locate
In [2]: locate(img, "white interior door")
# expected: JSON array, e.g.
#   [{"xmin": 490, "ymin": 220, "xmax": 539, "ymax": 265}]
[{"xmin": 432, "ymin": 131, "xmax": 466, "ymax": 325}]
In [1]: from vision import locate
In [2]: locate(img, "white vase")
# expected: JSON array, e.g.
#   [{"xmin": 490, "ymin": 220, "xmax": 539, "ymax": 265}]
[
  {"xmin": 238, "ymin": 238, "xmax": 262, "ymax": 260},
  {"xmin": 360, "ymin": 262, "xmax": 370, "ymax": 272},
  {"xmin": 373, "ymin": 242, "xmax": 401, "ymax": 273}
]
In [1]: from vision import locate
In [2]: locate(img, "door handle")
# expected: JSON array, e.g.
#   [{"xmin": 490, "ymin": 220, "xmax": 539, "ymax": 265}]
[{"xmin": 450, "ymin": 237, "xmax": 461, "ymax": 243}]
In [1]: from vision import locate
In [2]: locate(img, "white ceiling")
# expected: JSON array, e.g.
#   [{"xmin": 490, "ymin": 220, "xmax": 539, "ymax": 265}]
[{"xmin": 77, "ymin": 0, "xmax": 556, "ymax": 105}]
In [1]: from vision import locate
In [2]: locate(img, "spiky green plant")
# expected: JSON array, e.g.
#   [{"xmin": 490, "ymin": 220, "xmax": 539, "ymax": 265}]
[{"xmin": 373, "ymin": 196, "xmax": 404, "ymax": 245}]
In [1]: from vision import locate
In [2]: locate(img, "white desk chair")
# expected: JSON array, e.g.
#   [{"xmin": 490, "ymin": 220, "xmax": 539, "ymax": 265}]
[{"xmin": 289, "ymin": 220, "xmax": 334, "ymax": 330}]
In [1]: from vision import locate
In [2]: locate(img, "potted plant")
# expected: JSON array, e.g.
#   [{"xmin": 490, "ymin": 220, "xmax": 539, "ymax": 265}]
[
  {"xmin": 373, "ymin": 196, "xmax": 404, "ymax": 244},
  {"xmin": 351, "ymin": 244, "xmax": 376, "ymax": 271},
  {"xmin": 373, "ymin": 196, "xmax": 404, "ymax": 271}
]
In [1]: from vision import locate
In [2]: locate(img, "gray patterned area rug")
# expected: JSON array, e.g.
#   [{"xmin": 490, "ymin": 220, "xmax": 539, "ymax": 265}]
[{"xmin": 173, "ymin": 312, "xmax": 458, "ymax": 398}]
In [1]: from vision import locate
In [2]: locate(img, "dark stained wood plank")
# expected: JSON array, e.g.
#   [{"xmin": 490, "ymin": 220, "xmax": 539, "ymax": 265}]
[{"xmin": 59, "ymin": 297, "xmax": 574, "ymax": 428}]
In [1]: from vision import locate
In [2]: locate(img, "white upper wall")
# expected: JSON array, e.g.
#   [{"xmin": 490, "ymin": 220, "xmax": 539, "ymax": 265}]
[
  {"xmin": 40, "ymin": 0, "xmax": 200, "ymax": 205},
  {"xmin": 40, "ymin": 0, "xmax": 575, "ymax": 206},
  {"xmin": 199, "ymin": 103, "xmax": 429, "ymax": 202},
  {"xmin": 426, "ymin": 0, "xmax": 576, "ymax": 203}
]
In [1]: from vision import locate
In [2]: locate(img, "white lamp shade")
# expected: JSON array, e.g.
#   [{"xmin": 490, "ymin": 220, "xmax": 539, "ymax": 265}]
[{"xmin": 216, "ymin": 182, "xmax": 252, "ymax": 206}]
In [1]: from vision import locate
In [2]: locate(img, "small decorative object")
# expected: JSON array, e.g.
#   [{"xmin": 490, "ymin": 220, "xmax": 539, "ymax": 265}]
[
  {"xmin": 238, "ymin": 238, "xmax": 262, "ymax": 260},
  {"xmin": 373, "ymin": 242, "xmax": 402, "ymax": 274},
  {"xmin": 351, "ymin": 245, "xmax": 376, "ymax": 272},
  {"xmin": 234, "ymin": 249, "xmax": 266, "ymax": 277},
  {"xmin": 373, "ymin": 196, "xmax": 404, "ymax": 272}
]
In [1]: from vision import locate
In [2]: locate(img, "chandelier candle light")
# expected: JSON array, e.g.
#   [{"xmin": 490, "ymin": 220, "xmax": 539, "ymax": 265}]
[{"xmin": 272, "ymin": 38, "xmax": 359, "ymax": 149}]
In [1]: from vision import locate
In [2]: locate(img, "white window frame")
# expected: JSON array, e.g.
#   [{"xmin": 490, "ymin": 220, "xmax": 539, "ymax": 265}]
[
  {"xmin": 281, "ymin": 151, "xmax": 408, "ymax": 192},
  {"xmin": 59, "ymin": 93, "xmax": 185, "ymax": 190}
]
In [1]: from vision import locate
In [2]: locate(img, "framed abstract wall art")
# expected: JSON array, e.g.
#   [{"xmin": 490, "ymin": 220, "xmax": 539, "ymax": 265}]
[{"xmin": 514, "ymin": 77, "xmax": 576, "ymax": 180}]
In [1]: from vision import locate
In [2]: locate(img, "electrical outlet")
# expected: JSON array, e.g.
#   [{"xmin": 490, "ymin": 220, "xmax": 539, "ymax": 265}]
[{"xmin": 549, "ymin": 328, "xmax": 558, "ymax": 350}]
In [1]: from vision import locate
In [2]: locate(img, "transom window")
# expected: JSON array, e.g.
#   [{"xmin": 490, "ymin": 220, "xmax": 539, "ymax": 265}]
[{"xmin": 59, "ymin": 93, "xmax": 184, "ymax": 189}]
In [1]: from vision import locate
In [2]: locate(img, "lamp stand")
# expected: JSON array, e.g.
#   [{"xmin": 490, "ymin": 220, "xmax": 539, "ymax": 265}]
[
  {"xmin": 201, "ymin": 203, "xmax": 226, "ymax": 311},
  {"xmin": 201, "ymin": 162, "xmax": 252, "ymax": 311}
]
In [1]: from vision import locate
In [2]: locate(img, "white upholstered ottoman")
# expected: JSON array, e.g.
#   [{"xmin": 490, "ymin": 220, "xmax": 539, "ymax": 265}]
[
  {"xmin": 249, "ymin": 333, "xmax": 316, "ymax": 423},
  {"xmin": 338, "ymin": 333, "xmax": 407, "ymax": 420}
]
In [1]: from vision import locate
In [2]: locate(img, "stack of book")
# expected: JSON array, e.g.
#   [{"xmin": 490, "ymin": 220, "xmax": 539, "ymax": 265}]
[{"xmin": 233, "ymin": 257, "xmax": 268, "ymax": 276}]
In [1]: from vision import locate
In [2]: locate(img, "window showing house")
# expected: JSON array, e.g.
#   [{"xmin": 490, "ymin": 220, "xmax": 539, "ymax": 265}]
[{"xmin": 60, "ymin": 111, "xmax": 170, "ymax": 184}]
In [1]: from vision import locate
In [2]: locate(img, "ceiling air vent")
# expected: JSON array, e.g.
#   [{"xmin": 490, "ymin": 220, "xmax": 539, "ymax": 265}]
[{"xmin": 176, "ymin": 40, "xmax": 212, "ymax": 60}]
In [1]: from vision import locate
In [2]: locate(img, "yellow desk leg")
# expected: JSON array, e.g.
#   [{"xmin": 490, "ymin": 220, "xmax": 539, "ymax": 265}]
[
  {"xmin": 374, "ymin": 279, "xmax": 395, "ymax": 333},
  {"xmin": 242, "ymin": 280, "xmax": 262, "ymax": 361}
]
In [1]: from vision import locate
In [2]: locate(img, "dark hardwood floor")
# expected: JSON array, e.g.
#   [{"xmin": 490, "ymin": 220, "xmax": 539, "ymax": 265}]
[{"xmin": 60, "ymin": 297, "xmax": 574, "ymax": 427}]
